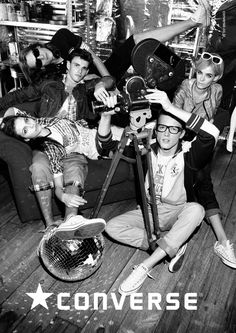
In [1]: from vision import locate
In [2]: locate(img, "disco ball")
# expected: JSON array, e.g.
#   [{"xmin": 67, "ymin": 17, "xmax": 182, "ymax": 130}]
[{"xmin": 38, "ymin": 233, "xmax": 105, "ymax": 281}]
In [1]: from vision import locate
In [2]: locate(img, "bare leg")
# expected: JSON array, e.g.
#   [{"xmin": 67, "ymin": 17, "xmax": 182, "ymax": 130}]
[
  {"xmin": 35, "ymin": 189, "xmax": 54, "ymax": 227},
  {"xmin": 134, "ymin": 1, "xmax": 210, "ymax": 44},
  {"xmin": 142, "ymin": 247, "xmax": 166, "ymax": 269},
  {"xmin": 208, "ymin": 214, "xmax": 228, "ymax": 246},
  {"xmin": 30, "ymin": 151, "xmax": 56, "ymax": 228},
  {"xmin": 226, "ymin": 106, "xmax": 236, "ymax": 152},
  {"xmin": 64, "ymin": 184, "xmax": 81, "ymax": 220}
]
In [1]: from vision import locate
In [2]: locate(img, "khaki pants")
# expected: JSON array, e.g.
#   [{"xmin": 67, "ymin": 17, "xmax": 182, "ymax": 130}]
[{"xmin": 106, "ymin": 202, "xmax": 204, "ymax": 258}]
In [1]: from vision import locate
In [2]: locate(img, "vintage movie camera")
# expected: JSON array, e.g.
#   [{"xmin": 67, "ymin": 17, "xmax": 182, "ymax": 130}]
[
  {"xmin": 92, "ymin": 75, "xmax": 150, "ymax": 115},
  {"xmin": 131, "ymin": 38, "xmax": 186, "ymax": 91},
  {"xmin": 92, "ymin": 38, "xmax": 185, "ymax": 115}
]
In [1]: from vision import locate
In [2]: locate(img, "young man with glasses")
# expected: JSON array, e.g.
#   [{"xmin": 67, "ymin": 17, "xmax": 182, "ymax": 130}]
[{"xmin": 105, "ymin": 88, "xmax": 220, "ymax": 295}]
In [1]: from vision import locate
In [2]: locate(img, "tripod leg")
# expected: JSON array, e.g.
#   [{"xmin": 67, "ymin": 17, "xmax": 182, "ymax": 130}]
[
  {"xmin": 133, "ymin": 136, "xmax": 154, "ymax": 247},
  {"xmin": 90, "ymin": 134, "xmax": 129, "ymax": 218},
  {"xmin": 146, "ymin": 146, "xmax": 160, "ymax": 239}
]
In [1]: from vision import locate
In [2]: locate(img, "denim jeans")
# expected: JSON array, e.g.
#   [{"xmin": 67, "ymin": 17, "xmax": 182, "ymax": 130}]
[{"xmin": 30, "ymin": 150, "xmax": 88, "ymax": 191}]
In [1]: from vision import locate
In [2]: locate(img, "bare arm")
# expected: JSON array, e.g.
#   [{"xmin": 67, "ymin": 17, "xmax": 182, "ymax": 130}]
[
  {"xmin": 94, "ymin": 76, "xmax": 116, "ymax": 103},
  {"xmin": 81, "ymin": 41, "xmax": 110, "ymax": 77},
  {"xmin": 97, "ymin": 95, "xmax": 117, "ymax": 137}
]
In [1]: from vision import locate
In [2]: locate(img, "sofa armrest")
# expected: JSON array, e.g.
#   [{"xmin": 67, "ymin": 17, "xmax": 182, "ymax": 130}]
[{"xmin": 0, "ymin": 131, "xmax": 40, "ymax": 220}]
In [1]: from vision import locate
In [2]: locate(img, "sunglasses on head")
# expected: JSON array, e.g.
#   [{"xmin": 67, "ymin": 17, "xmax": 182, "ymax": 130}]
[
  {"xmin": 200, "ymin": 52, "xmax": 223, "ymax": 65},
  {"xmin": 32, "ymin": 48, "xmax": 42, "ymax": 69}
]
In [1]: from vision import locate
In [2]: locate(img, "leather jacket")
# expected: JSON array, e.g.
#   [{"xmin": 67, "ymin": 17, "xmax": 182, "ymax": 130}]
[{"xmin": 0, "ymin": 76, "xmax": 115, "ymax": 121}]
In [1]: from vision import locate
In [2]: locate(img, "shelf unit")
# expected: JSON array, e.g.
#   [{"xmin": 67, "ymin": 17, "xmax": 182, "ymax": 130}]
[{"xmin": 0, "ymin": 0, "xmax": 115, "ymax": 61}]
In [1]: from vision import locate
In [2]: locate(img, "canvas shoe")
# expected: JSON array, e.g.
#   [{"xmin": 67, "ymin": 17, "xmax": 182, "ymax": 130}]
[
  {"xmin": 118, "ymin": 263, "xmax": 154, "ymax": 295},
  {"xmin": 190, "ymin": 0, "xmax": 211, "ymax": 27},
  {"xmin": 168, "ymin": 244, "xmax": 188, "ymax": 273},
  {"xmin": 54, "ymin": 215, "xmax": 106, "ymax": 240},
  {"xmin": 214, "ymin": 240, "xmax": 236, "ymax": 269}
]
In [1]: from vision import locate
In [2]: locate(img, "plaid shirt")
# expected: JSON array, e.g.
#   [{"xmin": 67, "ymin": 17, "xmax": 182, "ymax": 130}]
[
  {"xmin": 15, "ymin": 111, "xmax": 115, "ymax": 176},
  {"xmin": 35, "ymin": 117, "xmax": 98, "ymax": 175}
]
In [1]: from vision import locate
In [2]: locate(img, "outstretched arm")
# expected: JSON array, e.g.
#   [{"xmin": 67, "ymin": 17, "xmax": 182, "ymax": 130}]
[
  {"xmin": 81, "ymin": 41, "xmax": 110, "ymax": 77},
  {"xmin": 226, "ymin": 106, "xmax": 236, "ymax": 152},
  {"xmin": 145, "ymin": 88, "xmax": 219, "ymax": 140}
]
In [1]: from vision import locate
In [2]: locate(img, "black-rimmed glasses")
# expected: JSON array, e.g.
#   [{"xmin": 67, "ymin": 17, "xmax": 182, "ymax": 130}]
[
  {"xmin": 156, "ymin": 124, "xmax": 183, "ymax": 134},
  {"xmin": 32, "ymin": 48, "xmax": 43, "ymax": 69},
  {"xmin": 201, "ymin": 52, "xmax": 223, "ymax": 65}
]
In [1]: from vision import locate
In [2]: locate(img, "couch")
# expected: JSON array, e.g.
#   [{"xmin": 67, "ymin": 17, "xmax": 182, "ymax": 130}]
[{"xmin": 0, "ymin": 102, "xmax": 137, "ymax": 223}]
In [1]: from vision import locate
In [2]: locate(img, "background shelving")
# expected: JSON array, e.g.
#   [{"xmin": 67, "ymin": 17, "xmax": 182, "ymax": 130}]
[
  {"xmin": 167, "ymin": 0, "xmax": 207, "ymax": 78},
  {"xmin": 0, "ymin": 0, "xmax": 117, "ymax": 61}
]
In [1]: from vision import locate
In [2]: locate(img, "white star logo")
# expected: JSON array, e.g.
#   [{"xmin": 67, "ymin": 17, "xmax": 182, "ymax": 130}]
[{"xmin": 26, "ymin": 283, "xmax": 53, "ymax": 309}]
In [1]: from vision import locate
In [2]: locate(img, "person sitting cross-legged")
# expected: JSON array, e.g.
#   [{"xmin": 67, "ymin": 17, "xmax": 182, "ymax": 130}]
[{"xmin": 105, "ymin": 88, "xmax": 221, "ymax": 295}]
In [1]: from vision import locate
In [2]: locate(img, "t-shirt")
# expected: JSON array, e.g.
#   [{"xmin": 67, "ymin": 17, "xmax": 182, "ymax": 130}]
[{"xmin": 147, "ymin": 153, "xmax": 172, "ymax": 204}]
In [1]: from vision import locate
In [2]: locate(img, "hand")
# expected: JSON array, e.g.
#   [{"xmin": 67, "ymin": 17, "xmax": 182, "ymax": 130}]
[
  {"xmin": 103, "ymin": 94, "xmax": 117, "ymax": 108},
  {"xmin": 145, "ymin": 88, "xmax": 172, "ymax": 111},
  {"xmin": 61, "ymin": 193, "xmax": 87, "ymax": 208},
  {"xmin": 94, "ymin": 82, "xmax": 110, "ymax": 103},
  {"xmin": 190, "ymin": 0, "xmax": 210, "ymax": 27},
  {"xmin": 80, "ymin": 41, "xmax": 91, "ymax": 52}
]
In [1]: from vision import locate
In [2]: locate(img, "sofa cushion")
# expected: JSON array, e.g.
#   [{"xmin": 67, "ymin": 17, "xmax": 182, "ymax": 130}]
[
  {"xmin": 85, "ymin": 158, "xmax": 134, "ymax": 192},
  {"xmin": 0, "ymin": 130, "xmax": 136, "ymax": 222}
]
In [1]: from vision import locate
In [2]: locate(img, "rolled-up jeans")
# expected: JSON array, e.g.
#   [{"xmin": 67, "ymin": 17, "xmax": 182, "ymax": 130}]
[
  {"xmin": 29, "ymin": 150, "xmax": 88, "ymax": 192},
  {"xmin": 106, "ymin": 202, "xmax": 204, "ymax": 258}
]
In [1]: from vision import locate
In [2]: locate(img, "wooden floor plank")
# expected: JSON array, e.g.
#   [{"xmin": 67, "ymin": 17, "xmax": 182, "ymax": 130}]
[
  {"xmin": 0, "ymin": 201, "xmax": 17, "ymax": 228},
  {"xmin": 57, "ymin": 243, "xmax": 137, "ymax": 330},
  {"xmin": 0, "ymin": 144, "xmax": 235, "ymax": 333},
  {"xmin": 211, "ymin": 143, "xmax": 233, "ymax": 187},
  {"xmin": 6, "ymin": 201, "xmax": 137, "ymax": 333},
  {"xmin": 8, "ymin": 242, "xmax": 135, "ymax": 332}
]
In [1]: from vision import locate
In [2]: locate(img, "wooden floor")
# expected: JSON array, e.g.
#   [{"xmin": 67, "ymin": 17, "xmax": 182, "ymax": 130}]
[{"xmin": 0, "ymin": 140, "xmax": 236, "ymax": 333}]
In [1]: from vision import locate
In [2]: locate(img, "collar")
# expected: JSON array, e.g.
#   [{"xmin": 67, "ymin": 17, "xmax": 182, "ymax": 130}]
[
  {"xmin": 151, "ymin": 140, "xmax": 182, "ymax": 157},
  {"xmin": 63, "ymin": 74, "xmax": 85, "ymax": 87}
]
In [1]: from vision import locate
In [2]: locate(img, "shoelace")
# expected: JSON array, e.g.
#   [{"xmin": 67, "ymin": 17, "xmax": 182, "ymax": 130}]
[
  {"xmin": 64, "ymin": 215, "xmax": 83, "ymax": 225},
  {"xmin": 225, "ymin": 243, "xmax": 236, "ymax": 259},
  {"xmin": 217, "ymin": 242, "xmax": 235, "ymax": 259},
  {"xmin": 133, "ymin": 265, "xmax": 155, "ymax": 281}
]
